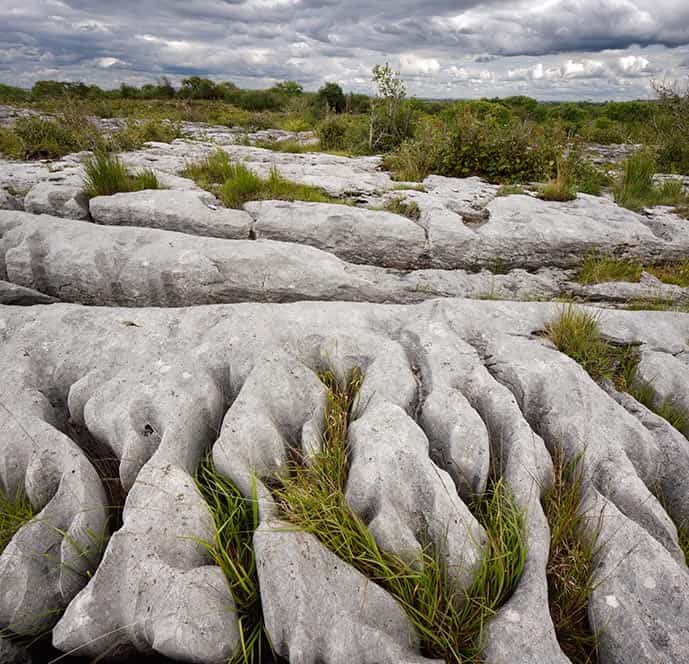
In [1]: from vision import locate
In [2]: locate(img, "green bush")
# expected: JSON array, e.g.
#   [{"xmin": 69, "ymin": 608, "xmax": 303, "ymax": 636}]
[
  {"xmin": 384, "ymin": 110, "xmax": 561, "ymax": 183},
  {"xmin": 83, "ymin": 152, "xmax": 160, "ymax": 198},
  {"xmin": 317, "ymin": 115, "xmax": 348, "ymax": 150}
]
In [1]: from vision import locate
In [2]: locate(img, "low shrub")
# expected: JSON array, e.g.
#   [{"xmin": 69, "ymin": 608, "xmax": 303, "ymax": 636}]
[
  {"xmin": 317, "ymin": 115, "xmax": 348, "ymax": 150},
  {"xmin": 384, "ymin": 110, "xmax": 561, "ymax": 183},
  {"xmin": 110, "ymin": 118, "xmax": 182, "ymax": 151},
  {"xmin": 2, "ymin": 114, "xmax": 102, "ymax": 159},
  {"xmin": 83, "ymin": 152, "xmax": 160, "ymax": 198}
]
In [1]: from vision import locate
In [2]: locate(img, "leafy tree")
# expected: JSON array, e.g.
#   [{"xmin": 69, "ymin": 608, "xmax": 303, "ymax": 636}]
[
  {"xmin": 179, "ymin": 76, "xmax": 219, "ymax": 100},
  {"xmin": 272, "ymin": 80, "xmax": 303, "ymax": 96},
  {"xmin": 316, "ymin": 82, "xmax": 346, "ymax": 113}
]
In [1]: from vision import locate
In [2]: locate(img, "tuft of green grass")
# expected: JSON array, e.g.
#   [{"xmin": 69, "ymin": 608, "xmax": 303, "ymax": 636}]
[
  {"xmin": 577, "ymin": 254, "xmax": 689, "ymax": 288},
  {"xmin": 83, "ymin": 152, "xmax": 160, "ymax": 198},
  {"xmin": 183, "ymin": 149, "xmax": 342, "ymax": 208},
  {"xmin": 679, "ymin": 523, "xmax": 689, "ymax": 566},
  {"xmin": 272, "ymin": 367, "xmax": 527, "ymax": 663},
  {"xmin": 627, "ymin": 380, "xmax": 689, "ymax": 439},
  {"xmin": 539, "ymin": 159, "xmax": 576, "ymax": 202},
  {"xmin": 544, "ymin": 305, "xmax": 639, "ymax": 389},
  {"xmin": 254, "ymin": 139, "xmax": 315, "ymax": 154},
  {"xmin": 496, "ymin": 184, "xmax": 528, "ymax": 197},
  {"xmin": 392, "ymin": 183, "xmax": 428, "ymax": 193},
  {"xmin": 614, "ymin": 152, "xmax": 689, "ymax": 212},
  {"xmin": 0, "ymin": 486, "xmax": 33, "ymax": 554},
  {"xmin": 196, "ymin": 456, "xmax": 276, "ymax": 664},
  {"xmin": 577, "ymin": 255, "xmax": 643, "ymax": 285},
  {"xmin": 546, "ymin": 305, "xmax": 689, "ymax": 441},
  {"xmin": 543, "ymin": 450, "xmax": 598, "ymax": 663},
  {"xmin": 382, "ymin": 196, "xmax": 421, "ymax": 221}
]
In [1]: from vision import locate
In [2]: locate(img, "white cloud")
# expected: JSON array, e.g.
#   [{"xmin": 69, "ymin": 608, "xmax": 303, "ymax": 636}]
[
  {"xmin": 399, "ymin": 53, "xmax": 441, "ymax": 75},
  {"xmin": 95, "ymin": 57, "xmax": 123, "ymax": 68}
]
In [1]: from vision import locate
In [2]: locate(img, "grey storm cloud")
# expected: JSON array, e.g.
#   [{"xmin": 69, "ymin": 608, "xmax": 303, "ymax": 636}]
[{"xmin": 0, "ymin": 0, "xmax": 688, "ymax": 99}]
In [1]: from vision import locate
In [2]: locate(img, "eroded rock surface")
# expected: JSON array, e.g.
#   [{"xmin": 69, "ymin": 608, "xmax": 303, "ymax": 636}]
[
  {"xmin": 0, "ymin": 300, "xmax": 687, "ymax": 663},
  {"xmin": 1, "ymin": 122, "xmax": 689, "ymax": 664}
]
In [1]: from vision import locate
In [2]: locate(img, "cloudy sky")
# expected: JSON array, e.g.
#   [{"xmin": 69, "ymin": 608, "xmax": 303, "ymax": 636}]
[{"xmin": 1, "ymin": 0, "xmax": 689, "ymax": 100}]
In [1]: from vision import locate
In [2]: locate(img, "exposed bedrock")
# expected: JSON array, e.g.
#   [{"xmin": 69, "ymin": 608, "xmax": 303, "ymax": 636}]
[
  {"xmin": 468, "ymin": 326, "xmax": 689, "ymax": 663},
  {"xmin": 0, "ymin": 209, "xmax": 566, "ymax": 306},
  {"xmin": 255, "ymin": 522, "xmax": 440, "ymax": 664},
  {"xmin": 90, "ymin": 189, "xmax": 253, "ymax": 239},
  {"xmin": 1, "ymin": 300, "xmax": 689, "ymax": 663},
  {"xmin": 0, "ymin": 363, "xmax": 108, "ymax": 638},
  {"xmin": 52, "ymin": 367, "xmax": 240, "ymax": 662}
]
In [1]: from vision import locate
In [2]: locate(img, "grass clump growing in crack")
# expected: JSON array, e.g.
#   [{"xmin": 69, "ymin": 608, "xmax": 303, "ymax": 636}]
[
  {"xmin": 546, "ymin": 305, "xmax": 689, "ymax": 439},
  {"xmin": 0, "ymin": 486, "xmax": 33, "ymax": 554},
  {"xmin": 382, "ymin": 196, "xmax": 421, "ymax": 220},
  {"xmin": 83, "ymin": 151, "xmax": 160, "ymax": 198},
  {"xmin": 577, "ymin": 254, "xmax": 689, "ymax": 288},
  {"xmin": 577, "ymin": 255, "xmax": 643, "ymax": 285},
  {"xmin": 272, "ymin": 366, "xmax": 527, "ymax": 662},
  {"xmin": 614, "ymin": 151, "xmax": 689, "ymax": 212},
  {"xmin": 196, "ymin": 455, "xmax": 276, "ymax": 664},
  {"xmin": 182, "ymin": 149, "xmax": 342, "ymax": 208},
  {"xmin": 543, "ymin": 450, "xmax": 598, "ymax": 663},
  {"xmin": 544, "ymin": 305, "xmax": 639, "ymax": 388},
  {"xmin": 539, "ymin": 158, "xmax": 576, "ymax": 202},
  {"xmin": 496, "ymin": 184, "xmax": 528, "ymax": 197}
]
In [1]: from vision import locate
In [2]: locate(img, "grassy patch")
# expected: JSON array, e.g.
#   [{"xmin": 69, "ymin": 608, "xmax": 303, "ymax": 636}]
[
  {"xmin": 0, "ymin": 486, "xmax": 33, "ymax": 554},
  {"xmin": 496, "ymin": 184, "xmax": 528, "ymax": 197},
  {"xmin": 577, "ymin": 255, "xmax": 643, "ymax": 285},
  {"xmin": 614, "ymin": 152, "xmax": 689, "ymax": 212},
  {"xmin": 83, "ymin": 152, "xmax": 160, "ymax": 198},
  {"xmin": 182, "ymin": 149, "xmax": 342, "ymax": 208},
  {"xmin": 382, "ymin": 196, "xmax": 421, "ymax": 220},
  {"xmin": 539, "ymin": 159, "xmax": 576, "ymax": 202},
  {"xmin": 544, "ymin": 305, "xmax": 639, "ymax": 388},
  {"xmin": 577, "ymin": 255, "xmax": 689, "ymax": 288},
  {"xmin": 543, "ymin": 450, "xmax": 598, "ymax": 663},
  {"xmin": 254, "ymin": 139, "xmax": 316, "ymax": 154},
  {"xmin": 272, "ymin": 367, "xmax": 527, "ymax": 663},
  {"xmin": 627, "ymin": 381, "xmax": 689, "ymax": 439},
  {"xmin": 546, "ymin": 305, "xmax": 689, "ymax": 439},
  {"xmin": 196, "ymin": 456, "xmax": 276, "ymax": 664}
]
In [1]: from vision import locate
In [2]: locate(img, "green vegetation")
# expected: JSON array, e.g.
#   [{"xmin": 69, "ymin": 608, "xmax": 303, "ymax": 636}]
[
  {"xmin": 381, "ymin": 196, "xmax": 421, "ymax": 220},
  {"xmin": 545, "ymin": 305, "xmax": 638, "ymax": 388},
  {"xmin": 577, "ymin": 255, "xmax": 643, "ymax": 284},
  {"xmin": 0, "ymin": 108, "xmax": 182, "ymax": 160},
  {"xmin": 614, "ymin": 152, "xmax": 689, "ymax": 212},
  {"xmin": 182, "ymin": 149, "xmax": 341, "ymax": 208},
  {"xmin": 577, "ymin": 254, "xmax": 689, "ymax": 288},
  {"xmin": 546, "ymin": 306, "xmax": 689, "ymax": 439},
  {"xmin": 654, "ymin": 80, "xmax": 689, "ymax": 175},
  {"xmin": 627, "ymin": 381, "xmax": 689, "ymax": 439},
  {"xmin": 0, "ymin": 486, "xmax": 33, "ymax": 553},
  {"xmin": 539, "ymin": 158, "xmax": 577, "ymax": 202},
  {"xmin": 679, "ymin": 524, "xmax": 689, "ymax": 566},
  {"xmin": 196, "ymin": 456, "xmax": 275, "ymax": 664},
  {"xmin": 543, "ymin": 450, "xmax": 598, "ymax": 663},
  {"xmin": 383, "ymin": 110, "xmax": 562, "ymax": 183},
  {"xmin": 83, "ymin": 152, "xmax": 160, "ymax": 198},
  {"xmin": 496, "ymin": 184, "xmax": 529, "ymax": 197},
  {"xmin": 272, "ymin": 367, "xmax": 527, "ymax": 663}
]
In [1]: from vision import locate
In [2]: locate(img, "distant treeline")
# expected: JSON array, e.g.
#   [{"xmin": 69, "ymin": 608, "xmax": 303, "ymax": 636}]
[{"xmin": 0, "ymin": 77, "xmax": 656, "ymax": 123}]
